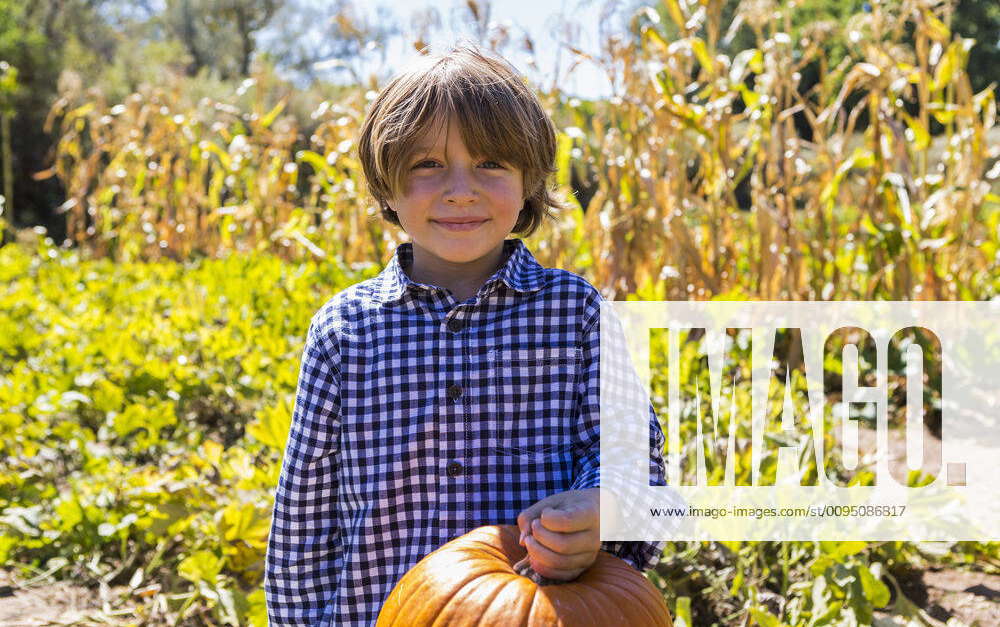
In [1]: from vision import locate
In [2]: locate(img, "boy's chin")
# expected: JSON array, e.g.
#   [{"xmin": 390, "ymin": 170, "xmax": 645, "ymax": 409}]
[
  {"xmin": 430, "ymin": 249, "xmax": 498, "ymax": 264},
  {"xmin": 413, "ymin": 239, "xmax": 506, "ymax": 260}
]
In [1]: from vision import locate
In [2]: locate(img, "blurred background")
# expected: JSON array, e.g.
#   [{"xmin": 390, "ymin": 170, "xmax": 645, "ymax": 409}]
[{"xmin": 0, "ymin": 0, "xmax": 998, "ymax": 625}]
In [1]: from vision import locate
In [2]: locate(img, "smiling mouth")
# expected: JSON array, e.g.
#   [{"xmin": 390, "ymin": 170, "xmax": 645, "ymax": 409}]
[{"xmin": 432, "ymin": 219, "xmax": 488, "ymax": 231}]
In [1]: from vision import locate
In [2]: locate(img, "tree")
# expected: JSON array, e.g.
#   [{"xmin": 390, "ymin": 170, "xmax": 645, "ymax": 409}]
[
  {"xmin": 951, "ymin": 0, "xmax": 1000, "ymax": 94},
  {"xmin": 258, "ymin": 0, "xmax": 400, "ymax": 85},
  {"xmin": 0, "ymin": 61, "xmax": 17, "ymax": 237},
  {"xmin": 0, "ymin": 0, "xmax": 66, "ymax": 235},
  {"xmin": 160, "ymin": 0, "xmax": 282, "ymax": 79}
]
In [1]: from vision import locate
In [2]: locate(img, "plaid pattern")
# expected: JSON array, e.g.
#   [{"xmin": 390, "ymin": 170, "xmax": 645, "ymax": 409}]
[{"xmin": 264, "ymin": 238, "xmax": 668, "ymax": 626}]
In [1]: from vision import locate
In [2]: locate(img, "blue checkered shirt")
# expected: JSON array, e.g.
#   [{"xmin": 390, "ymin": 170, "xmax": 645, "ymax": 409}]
[{"xmin": 264, "ymin": 238, "xmax": 668, "ymax": 626}]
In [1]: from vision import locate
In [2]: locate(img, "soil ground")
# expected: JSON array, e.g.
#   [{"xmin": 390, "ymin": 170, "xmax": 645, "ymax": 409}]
[
  {"xmin": 874, "ymin": 568, "xmax": 1000, "ymax": 627},
  {"xmin": 0, "ymin": 575, "xmax": 100, "ymax": 626},
  {"xmin": 0, "ymin": 570, "xmax": 133, "ymax": 627},
  {"xmin": 2, "ymin": 566, "xmax": 996, "ymax": 625}
]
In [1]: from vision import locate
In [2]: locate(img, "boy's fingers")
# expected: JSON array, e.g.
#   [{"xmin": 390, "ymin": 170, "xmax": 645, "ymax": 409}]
[
  {"xmin": 529, "ymin": 518, "xmax": 601, "ymax": 555},
  {"xmin": 518, "ymin": 493, "xmax": 570, "ymax": 533},
  {"xmin": 539, "ymin": 502, "xmax": 598, "ymax": 533},
  {"xmin": 516, "ymin": 507, "xmax": 537, "ymax": 531},
  {"xmin": 523, "ymin": 534, "xmax": 596, "ymax": 576},
  {"xmin": 518, "ymin": 489, "xmax": 598, "ymax": 540},
  {"xmin": 517, "ymin": 500, "xmax": 550, "ymax": 539}
]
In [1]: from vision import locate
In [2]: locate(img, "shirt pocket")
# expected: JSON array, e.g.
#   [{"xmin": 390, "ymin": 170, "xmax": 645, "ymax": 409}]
[{"xmin": 488, "ymin": 347, "xmax": 581, "ymax": 457}]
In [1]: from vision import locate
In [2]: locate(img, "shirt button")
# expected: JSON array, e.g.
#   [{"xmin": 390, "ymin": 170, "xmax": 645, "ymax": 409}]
[
  {"xmin": 447, "ymin": 383, "xmax": 463, "ymax": 400},
  {"xmin": 446, "ymin": 460, "xmax": 463, "ymax": 477},
  {"xmin": 447, "ymin": 318, "xmax": 464, "ymax": 333}
]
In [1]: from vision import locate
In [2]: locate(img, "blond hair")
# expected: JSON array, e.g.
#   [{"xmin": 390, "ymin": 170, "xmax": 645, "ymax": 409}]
[{"xmin": 357, "ymin": 45, "xmax": 562, "ymax": 236}]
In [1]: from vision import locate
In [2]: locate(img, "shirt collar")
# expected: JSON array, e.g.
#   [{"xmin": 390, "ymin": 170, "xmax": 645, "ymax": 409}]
[{"xmin": 376, "ymin": 238, "xmax": 546, "ymax": 305}]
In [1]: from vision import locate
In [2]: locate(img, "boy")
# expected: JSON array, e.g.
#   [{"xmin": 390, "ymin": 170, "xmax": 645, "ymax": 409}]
[{"xmin": 264, "ymin": 45, "xmax": 668, "ymax": 626}]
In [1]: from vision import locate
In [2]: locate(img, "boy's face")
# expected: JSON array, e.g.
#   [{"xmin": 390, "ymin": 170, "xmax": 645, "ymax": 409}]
[{"xmin": 388, "ymin": 115, "xmax": 524, "ymax": 275}]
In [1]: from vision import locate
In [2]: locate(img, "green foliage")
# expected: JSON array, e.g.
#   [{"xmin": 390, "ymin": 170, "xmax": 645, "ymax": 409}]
[
  {"xmin": 648, "ymin": 536, "xmax": 979, "ymax": 626},
  {"xmin": 3, "ymin": 233, "xmax": 996, "ymax": 624},
  {"xmin": 0, "ymin": 235, "xmax": 377, "ymax": 623}
]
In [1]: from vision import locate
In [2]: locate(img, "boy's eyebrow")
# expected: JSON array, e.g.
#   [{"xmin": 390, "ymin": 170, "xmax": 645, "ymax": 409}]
[{"xmin": 408, "ymin": 144, "xmax": 501, "ymax": 160}]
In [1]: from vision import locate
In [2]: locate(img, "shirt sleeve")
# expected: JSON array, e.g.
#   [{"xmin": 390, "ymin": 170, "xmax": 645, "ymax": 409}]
[
  {"xmin": 569, "ymin": 308, "xmax": 669, "ymax": 573},
  {"xmin": 265, "ymin": 318, "xmax": 343, "ymax": 625}
]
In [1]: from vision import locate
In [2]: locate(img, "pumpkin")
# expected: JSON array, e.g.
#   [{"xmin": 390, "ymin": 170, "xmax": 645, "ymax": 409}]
[{"xmin": 376, "ymin": 524, "xmax": 673, "ymax": 626}]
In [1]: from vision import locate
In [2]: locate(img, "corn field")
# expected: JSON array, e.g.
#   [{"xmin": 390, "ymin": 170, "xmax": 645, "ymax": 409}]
[{"xmin": 41, "ymin": 0, "xmax": 999, "ymax": 301}]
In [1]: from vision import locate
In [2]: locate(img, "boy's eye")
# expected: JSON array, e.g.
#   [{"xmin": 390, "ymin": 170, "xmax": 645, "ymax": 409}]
[{"xmin": 411, "ymin": 159, "xmax": 505, "ymax": 170}]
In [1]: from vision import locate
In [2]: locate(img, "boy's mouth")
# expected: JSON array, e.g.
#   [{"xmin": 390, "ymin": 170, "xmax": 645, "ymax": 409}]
[{"xmin": 432, "ymin": 218, "xmax": 488, "ymax": 231}]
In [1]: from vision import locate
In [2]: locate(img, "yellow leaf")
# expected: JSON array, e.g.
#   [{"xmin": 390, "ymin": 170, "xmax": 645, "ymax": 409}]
[
  {"xmin": 555, "ymin": 132, "xmax": 573, "ymax": 188},
  {"xmin": 248, "ymin": 398, "xmax": 292, "ymax": 450},
  {"xmin": 852, "ymin": 148, "xmax": 875, "ymax": 170},
  {"xmin": 259, "ymin": 97, "xmax": 287, "ymax": 130},
  {"xmin": 663, "ymin": 0, "xmax": 687, "ymax": 32},
  {"xmin": 92, "ymin": 379, "xmax": 124, "ymax": 413},
  {"xmin": 246, "ymin": 589, "xmax": 268, "ymax": 627},
  {"xmin": 932, "ymin": 45, "xmax": 956, "ymax": 90},
  {"xmin": 819, "ymin": 540, "xmax": 867, "ymax": 558},
  {"xmin": 178, "ymin": 550, "xmax": 224, "ymax": 584},
  {"xmin": 900, "ymin": 112, "xmax": 930, "ymax": 150},
  {"xmin": 220, "ymin": 502, "xmax": 270, "ymax": 547},
  {"xmin": 643, "ymin": 25, "xmax": 669, "ymax": 54},
  {"xmin": 924, "ymin": 12, "xmax": 950, "ymax": 43},
  {"xmin": 203, "ymin": 439, "xmax": 223, "ymax": 467},
  {"xmin": 66, "ymin": 102, "xmax": 95, "ymax": 122},
  {"xmin": 114, "ymin": 404, "xmax": 148, "ymax": 438},
  {"xmin": 689, "ymin": 38, "xmax": 715, "ymax": 75}
]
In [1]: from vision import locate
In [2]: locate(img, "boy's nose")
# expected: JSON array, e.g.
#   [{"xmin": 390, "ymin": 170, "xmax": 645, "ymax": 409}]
[{"xmin": 443, "ymin": 170, "xmax": 478, "ymax": 205}]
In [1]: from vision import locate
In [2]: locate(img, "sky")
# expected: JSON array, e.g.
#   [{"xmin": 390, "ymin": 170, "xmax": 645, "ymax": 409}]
[{"xmin": 340, "ymin": 0, "xmax": 623, "ymax": 99}]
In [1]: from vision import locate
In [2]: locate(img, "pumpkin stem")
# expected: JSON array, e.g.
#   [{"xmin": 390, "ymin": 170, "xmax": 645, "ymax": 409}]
[{"xmin": 512, "ymin": 556, "xmax": 573, "ymax": 586}]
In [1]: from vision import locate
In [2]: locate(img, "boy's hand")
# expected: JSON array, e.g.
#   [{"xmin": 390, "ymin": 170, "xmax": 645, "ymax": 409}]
[{"xmin": 514, "ymin": 488, "xmax": 601, "ymax": 582}]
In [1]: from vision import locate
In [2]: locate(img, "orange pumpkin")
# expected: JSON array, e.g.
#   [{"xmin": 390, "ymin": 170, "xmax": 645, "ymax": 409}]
[{"xmin": 376, "ymin": 524, "xmax": 673, "ymax": 626}]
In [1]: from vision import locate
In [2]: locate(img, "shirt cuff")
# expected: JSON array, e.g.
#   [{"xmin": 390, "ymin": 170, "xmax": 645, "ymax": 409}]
[{"xmin": 599, "ymin": 539, "xmax": 667, "ymax": 572}]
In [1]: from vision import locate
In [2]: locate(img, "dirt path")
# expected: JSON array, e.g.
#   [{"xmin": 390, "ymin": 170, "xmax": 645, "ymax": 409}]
[
  {"xmin": 876, "ymin": 568, "xmax": 1000, "ymax": 627},
  {"xmin": 0, "ymin": 575, "xmax": 100, "ymax": 626},
  {"xmin": 921, "ymin": 568, "xmax": 1000, "ymax": 626}
]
